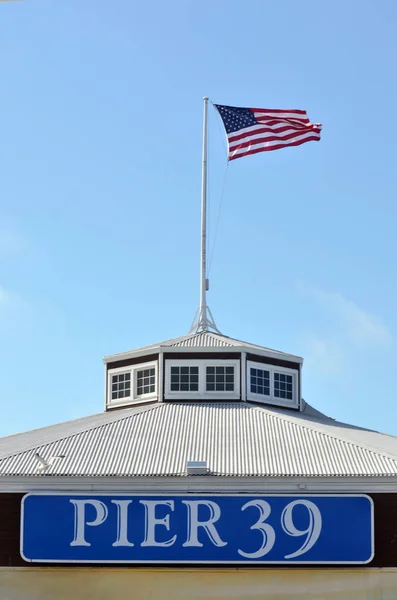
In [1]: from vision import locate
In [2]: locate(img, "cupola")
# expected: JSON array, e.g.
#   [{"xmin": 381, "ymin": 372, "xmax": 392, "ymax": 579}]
[{"xmin": 104, "ymin": 331, "xmax": 302, "ymax": 411}]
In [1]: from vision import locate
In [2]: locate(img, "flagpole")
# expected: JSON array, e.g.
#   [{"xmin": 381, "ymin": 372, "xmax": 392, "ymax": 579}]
[
  {"xmin": 200, "ymin": 96, "xmax": 209, "ymax": 330},
  {"xmin": 189, "ymin": 97, "xmax": 220, "ymax": 334}
]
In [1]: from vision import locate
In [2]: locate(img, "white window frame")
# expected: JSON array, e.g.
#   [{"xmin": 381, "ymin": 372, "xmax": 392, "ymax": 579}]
[
  {"xmin": 165, "ymin": 359, "xmax": 240, "ymax": 400},
  {"xmin": 107, "ymin": 360, "xmax": 158, "ymax": 408},
  {"xmin": 247, "ymin": 360, "xmax": 298, "ymax": 408}
]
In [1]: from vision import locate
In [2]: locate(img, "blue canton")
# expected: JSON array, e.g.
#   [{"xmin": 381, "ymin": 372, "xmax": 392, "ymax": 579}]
[{"xmin": 214, "ymin": 105, "xmax": 257, "ymax": 134}]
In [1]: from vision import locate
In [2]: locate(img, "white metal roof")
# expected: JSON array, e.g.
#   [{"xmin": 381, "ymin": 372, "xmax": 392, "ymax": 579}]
[
  {"xmin": 103, "ymin": 331, "xmax": 303, "ymax": 363},
  {"xmin": 1, "ymin": 402, "xmax": 397, "ymax": 478}
]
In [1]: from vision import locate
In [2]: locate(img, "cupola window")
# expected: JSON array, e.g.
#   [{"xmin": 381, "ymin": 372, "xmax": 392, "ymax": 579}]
[
  {"xmin": 111, "ymin": 372, "xmax": 131, "ymax": 401},
  {"xmin": 107, "ymin": 360, "xmax": 158, "ymax": 407},
  {"xmin": 250, "ymin": 367, "xmax": 270, "ymax": 397},
  {"xmin": 170, "ymin": 366, "xmax": 199, "ymax": 392},
  {"xmin": 165, "ymin": 359, "xmax": 240, "ymax": 400},
  {"xmin": 137, "ymin": 367, "xmax": 156, "ymax": 396},
  {"xmin": 247, "ymin": 360, "xmax": 298, "ymax": 408},
  {"xmin": 206, "ymin": 366, "xmax": 234, "ymax": 392},
  {"xmin": 274, "ymin": 372, "xmax": 293, "ymax": 401}
]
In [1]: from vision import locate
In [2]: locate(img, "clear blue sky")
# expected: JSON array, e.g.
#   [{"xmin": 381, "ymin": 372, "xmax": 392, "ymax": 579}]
[{"xmin": 0, "ymin": 0, "xmax": 396, "ymax": 437}]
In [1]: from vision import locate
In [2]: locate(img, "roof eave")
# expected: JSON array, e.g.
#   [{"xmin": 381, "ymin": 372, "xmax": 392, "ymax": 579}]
[{"xmin": 1, "ymin": 474, "xmax": 397, "ymax": 493}]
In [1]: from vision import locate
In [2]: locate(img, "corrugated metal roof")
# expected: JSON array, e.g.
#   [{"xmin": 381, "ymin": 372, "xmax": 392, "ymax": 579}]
[
  {"xmin": 169, "ymin": 332, "xmax": 234, "ymax": 348},
  {"xmin": 103, "ymin": 332, "xmax": 302, "ymax": 362},
  {"xmin": 1, "ymin": 402, "xmax": 397, "ymax": 478}
]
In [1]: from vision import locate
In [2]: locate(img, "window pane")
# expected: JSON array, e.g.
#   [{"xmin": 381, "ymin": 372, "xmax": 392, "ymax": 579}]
[
  {"xmin": 136, "ymin": 366, "xmax": 156, "ymax": 396},
  {"xmin": 207, "ymin": 367, "xmax": 215, "ymax": 375},
  {"xmin": 170, "ymin": 365, "xmax": 200, "ymax": 392},
  {"xmin": 111, "ymin": 371, "xmax": 135, "ymax": 401},
  {"xmin": 274, "ymin": 371, "xmax": 293, "ymax": 400},
  {"xmin": 250, "ymin": 368, "xmax": 270, "ymax": 396}
]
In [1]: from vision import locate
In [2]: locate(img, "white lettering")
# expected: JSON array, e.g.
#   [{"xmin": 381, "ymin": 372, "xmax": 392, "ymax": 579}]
[
  {"xmin": 70, "ymin": 499, "xmax": 108, "ymax": 547},
  {"xmin": 238, "ymin": 499, "xmax": 275, "ymax": 558},
  {"xmin": 111, "ymin": 500, "xmax": 134, "ymax": 547},
  {"xmin": 281, "ymin": 499, "xmax": 322, "ymax": 559},
  {"xmin": 182, "ymin": 500, "xmax": 227, "ymax": 548},
  {"xmin": 140, "ymin": 500, "xmax": 177, "ymax": 547}
]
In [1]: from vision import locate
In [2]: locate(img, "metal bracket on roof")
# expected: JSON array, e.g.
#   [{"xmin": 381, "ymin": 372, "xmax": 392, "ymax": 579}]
[{"xmin": 189, "ymin": 305, "xmax": 221, "ymax": 334}]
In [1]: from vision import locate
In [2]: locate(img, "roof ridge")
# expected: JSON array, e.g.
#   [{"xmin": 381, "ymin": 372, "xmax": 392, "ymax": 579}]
[
  {"xmin": 0, "ymin": 404, "xmax": 161, "ymax": 462},
  {"xmin": 249, "ymin": 404, "xmax": 397, "ymax": 466}
]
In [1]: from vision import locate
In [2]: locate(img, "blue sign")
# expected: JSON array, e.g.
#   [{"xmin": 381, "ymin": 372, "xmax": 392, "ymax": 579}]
[{"xmin": 21, "ymin": 493, "xmax": 374, "ymax": 564}]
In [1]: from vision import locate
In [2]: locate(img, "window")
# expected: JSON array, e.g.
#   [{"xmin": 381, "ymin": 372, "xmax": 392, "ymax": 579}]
[
  {"xmin": 137, "ymin": 367, "xmax": 156, "ymax": 396},
  {"xmin": 108, "ymin": 360, "xmax": 158, "ymax": 407},
  {"xmin": 206, "ymin": 366, "xmax": 234, "ymax": 392},
  {"xmin": 250, "ymin": 367, "xmax": 270, "ymax": 396},
  {"xmin": 165, "ymin": 359, "xmax": 240, "ymax": 399},
  {"xmin": 274, "ymin": 372, "xmax": 293, "ymax": 401},
  {"xmin": 170, "ymin": 366, "xmax": 199, "ymax": 392},
  {"xmin": 247, "ymin": 360, "xmax": 298, "ymax": 408},
  {"xmin": 111, "ymin": 372, "xmax": 131, "ymax": 400}
]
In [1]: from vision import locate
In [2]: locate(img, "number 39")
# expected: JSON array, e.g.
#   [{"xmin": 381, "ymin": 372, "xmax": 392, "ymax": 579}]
[{"xmin": 237, "ymin": 499, "xmax": 322, "ymax": 559}]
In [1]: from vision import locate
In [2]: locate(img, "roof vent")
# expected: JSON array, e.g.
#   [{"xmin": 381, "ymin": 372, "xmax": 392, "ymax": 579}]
[{"xmin": 186, "ymin": 460, "xmax": 209, "ymax": 475}]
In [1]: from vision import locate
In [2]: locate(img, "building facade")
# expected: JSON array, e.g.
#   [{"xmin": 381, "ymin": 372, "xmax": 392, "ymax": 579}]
[{"xmin": 1, "ymin": 330, "xmax": 397, "ymax": 599}]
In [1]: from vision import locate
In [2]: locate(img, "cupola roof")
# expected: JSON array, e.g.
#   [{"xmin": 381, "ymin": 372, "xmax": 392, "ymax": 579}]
[{"xmin": 103, "ymin": 330, "xmax": 303, "ymax": 364}]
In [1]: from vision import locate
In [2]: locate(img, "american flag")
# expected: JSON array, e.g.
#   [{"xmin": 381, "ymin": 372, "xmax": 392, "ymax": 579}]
[{"xmin": 214, "ymin": 104, "xmax": 322, "ymax": 161}]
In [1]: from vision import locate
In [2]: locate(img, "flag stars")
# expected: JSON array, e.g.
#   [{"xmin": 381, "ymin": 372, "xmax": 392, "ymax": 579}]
[{"xmin": 215, "ymin": 104, "xmax": 257, "ymax": 134}]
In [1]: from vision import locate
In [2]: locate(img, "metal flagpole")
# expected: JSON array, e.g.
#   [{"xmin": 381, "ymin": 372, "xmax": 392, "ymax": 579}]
[{"xmin": 190, "ymin": 97, "xmax": 220, "ymax": 334}]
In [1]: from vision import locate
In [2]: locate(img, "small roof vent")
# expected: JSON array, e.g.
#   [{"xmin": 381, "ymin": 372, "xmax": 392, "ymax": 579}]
[{"xmin": 186, "ymin": 460, "xmax": 209, "ymax": 475}]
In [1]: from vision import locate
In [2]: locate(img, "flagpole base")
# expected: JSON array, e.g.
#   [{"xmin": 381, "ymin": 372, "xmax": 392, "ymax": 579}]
[{"xmin": 189, "ymin": 306, "xmax": 221, "ymax": 334}]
